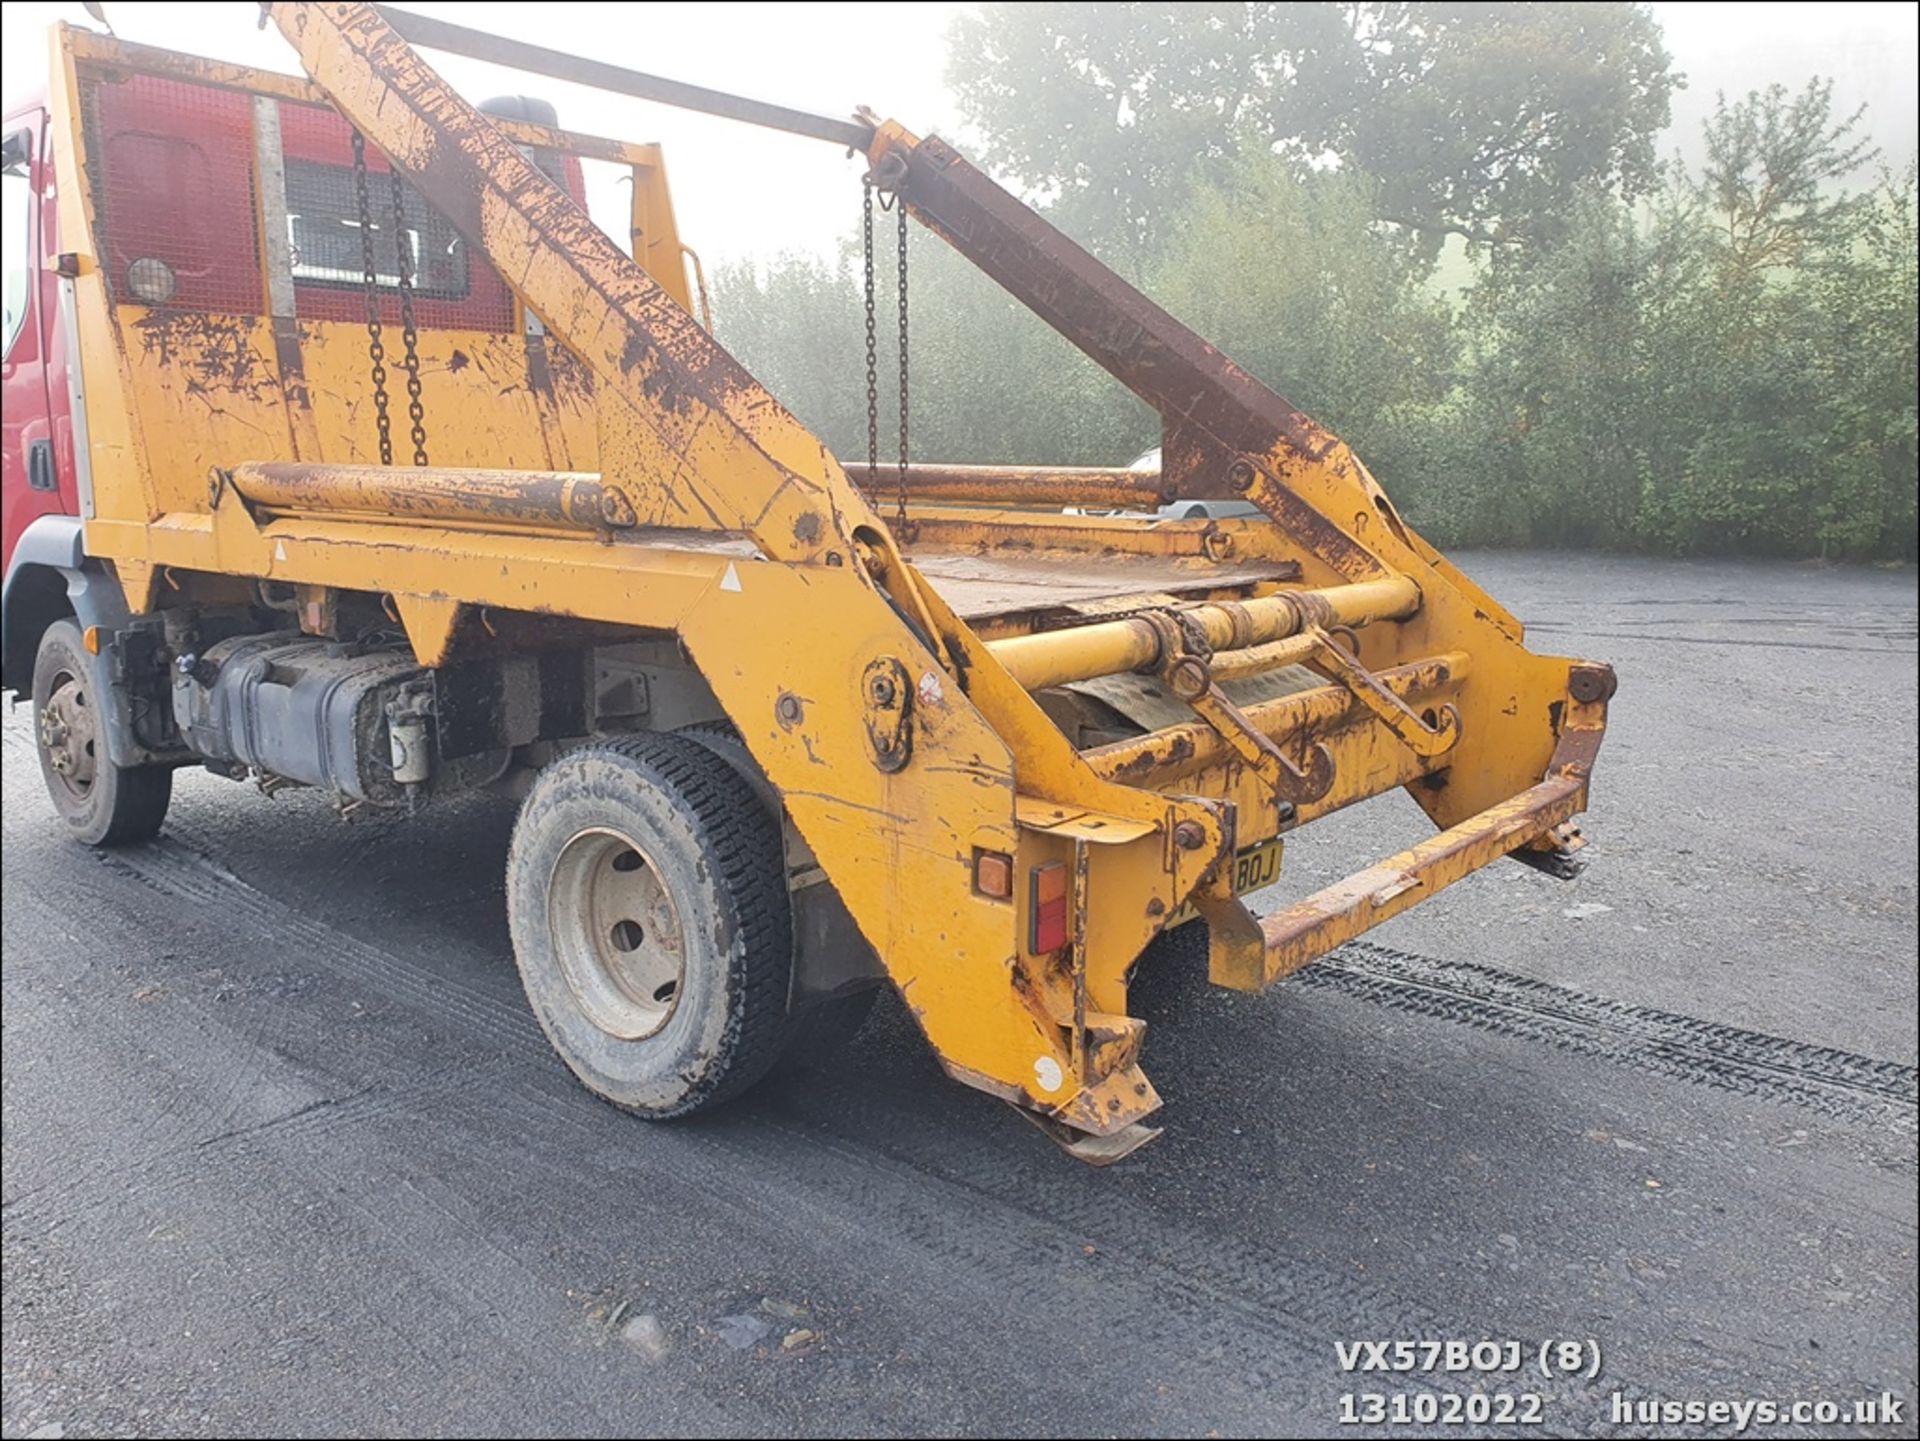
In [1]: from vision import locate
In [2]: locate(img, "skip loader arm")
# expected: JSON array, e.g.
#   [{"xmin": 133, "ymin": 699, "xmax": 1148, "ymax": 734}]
[
  {"xmin": 243, "ymin": 4, "xmax": 1610, "ymax": 1152},
  {"xmin": 864, "ymin": 118, "xmax": 1616, "ymax": 989}
]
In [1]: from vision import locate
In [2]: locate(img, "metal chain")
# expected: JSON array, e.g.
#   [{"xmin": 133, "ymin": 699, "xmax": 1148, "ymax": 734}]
[
  {"xmin": 861, "ymin": 179, "xmax": 879, "ymax": 495},
  {"xmin": 894, "ymin": 196, "xmax": 911, "ymax": 539},
  {"xmin": 388, "ymin": 169, "xmax": 429, "ymax": 466},
  {"xmin": 860, "ymin": 176, "xmax": 912, "ymax": 537},
  {"xmin": 351, "ymin": 130, "xmax": 392, "ymax": 467}
]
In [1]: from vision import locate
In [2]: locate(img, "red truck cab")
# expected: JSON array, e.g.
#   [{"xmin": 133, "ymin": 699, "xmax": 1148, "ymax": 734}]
[{"xmin": 3, "ymin": 97, "xmax": 81, "ymax": 578}]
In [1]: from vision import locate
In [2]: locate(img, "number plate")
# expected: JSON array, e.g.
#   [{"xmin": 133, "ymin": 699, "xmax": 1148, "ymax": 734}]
[{"xmin": 1167, "ymin": 838, "xmax": 1284, "ymax": 929}]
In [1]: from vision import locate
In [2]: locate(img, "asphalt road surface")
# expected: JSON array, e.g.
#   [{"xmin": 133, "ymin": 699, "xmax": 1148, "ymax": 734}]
[{"xmin": 3, "ymin": 552, "xmax": 1915, "ymax": 1438}]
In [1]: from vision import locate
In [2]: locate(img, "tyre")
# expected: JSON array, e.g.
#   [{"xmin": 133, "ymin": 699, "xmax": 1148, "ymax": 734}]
[
  {"xmin": 31, "ymin": 619, "xmax": 172, "ymax": 847},
  {"xmin": 506, "ymin": 732, "xmax": 794, "ymax": 1116},
  {"xmin": 677, "ymin": 720, "xmax": 878, "ymax": 1071}
]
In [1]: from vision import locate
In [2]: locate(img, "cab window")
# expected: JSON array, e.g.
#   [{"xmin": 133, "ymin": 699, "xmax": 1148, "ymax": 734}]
[{"xmin": 2, "ymin": 130, "xmax": 31, "ymax": 358}]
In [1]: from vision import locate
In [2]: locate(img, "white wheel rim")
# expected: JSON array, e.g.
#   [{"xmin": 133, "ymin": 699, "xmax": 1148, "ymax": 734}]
[
  {"xmin": 547, "ymin": 826, "xmax": 688, "ymax": 1040},
  {"xmin": 40, "ymin": 668, "xmax": 98, "ymax": 799}
]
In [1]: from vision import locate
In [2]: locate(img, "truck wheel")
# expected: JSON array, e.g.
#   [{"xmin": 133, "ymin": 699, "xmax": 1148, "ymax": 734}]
[
  {"xmin": 677, "ymin": 719, "xmax": 879, "ymax": 1070},
  {"xmin": 31, "ymin": 619, "xmax": 172, "ymax": 847},
  {"xmin": 506, "ymin": 733, "xmax": 793, "ymax": 1116}
]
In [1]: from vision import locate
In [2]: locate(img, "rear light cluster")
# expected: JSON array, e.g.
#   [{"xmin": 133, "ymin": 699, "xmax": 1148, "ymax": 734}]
[
  {"xmin": 1029, "ymin": 861, "xmax": 1070, "ymax": 955},
  {"xmin": 971, "ymin": 850, "xmax": 1072, "ymax": 954}
]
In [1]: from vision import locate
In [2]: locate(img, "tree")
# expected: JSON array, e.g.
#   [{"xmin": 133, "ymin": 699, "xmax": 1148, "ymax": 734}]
[
  {"xmin": 1802, "ymin": 166, "xmax": 1918, "ymax": 556},
  {"xmin": 1148, "ymin": 156, "xmax": 1459, "ymax": 502},
  {"xmin": 946, "ymin": 2, "xmax": 1677, "ymax": 263},
  {"xmin": 713, "ymin": 241, "xmax": 1150, "ymax": 468},
  {"xmin": 717, "ymin": 45, "xmax": 1916, "ymax": 561},
  {"xmin": 1434, "ymin": 186, "xmax": 1689, "ymax": 548},
  {"xmin": 1697, "ymin": 77, "xmax": 1879, "ymax": 282},
  {"xmin": 1444, "ymin": 82, "xmax": 1916, "ymax": 559},
  {"xmin": 710, "ymin": 251, "xmax": 868, "ymax": 455}
]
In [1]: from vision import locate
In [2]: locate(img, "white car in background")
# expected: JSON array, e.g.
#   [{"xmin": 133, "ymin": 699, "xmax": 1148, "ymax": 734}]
[{"xmin": 1124, "ymin": 446, "xmax": 1262, "ymax": 521}]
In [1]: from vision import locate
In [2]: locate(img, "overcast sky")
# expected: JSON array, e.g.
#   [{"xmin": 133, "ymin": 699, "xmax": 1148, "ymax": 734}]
[{"xmin": 4, "ymin": 1, "xmax": 1914, "ymax": 270}]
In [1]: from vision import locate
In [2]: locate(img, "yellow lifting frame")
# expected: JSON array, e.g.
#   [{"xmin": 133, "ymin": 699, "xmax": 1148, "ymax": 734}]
[{"xmin": 44, "ymin": 3, "xmax": 1613, "ymax": 1151}]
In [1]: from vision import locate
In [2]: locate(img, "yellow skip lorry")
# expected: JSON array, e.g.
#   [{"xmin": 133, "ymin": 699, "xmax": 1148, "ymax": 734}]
[{"xmin": 1, "ymin": 4, "xmax": 1613, "ymax": 1160}]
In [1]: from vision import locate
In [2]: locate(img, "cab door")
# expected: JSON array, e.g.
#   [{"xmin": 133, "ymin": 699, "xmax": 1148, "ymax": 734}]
[{"xmin": 3, "ymin": 110, "xmax": 63, "ymax": 578}]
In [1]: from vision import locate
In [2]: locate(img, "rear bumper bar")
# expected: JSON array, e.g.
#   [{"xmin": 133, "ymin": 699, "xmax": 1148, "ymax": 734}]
[
  {"xmin": 1252, "ymin": 771, "xmax": 1585, "ymax": 987},
  {"xmin": 1187, "ymin": 666, "xmax": 1611, "ymax": 993}
]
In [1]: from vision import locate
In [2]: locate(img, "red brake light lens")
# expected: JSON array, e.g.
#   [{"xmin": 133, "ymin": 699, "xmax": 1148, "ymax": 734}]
[{"xmin": 1029, "ymin": 861, "xmax": 1069, "ymax": 954}]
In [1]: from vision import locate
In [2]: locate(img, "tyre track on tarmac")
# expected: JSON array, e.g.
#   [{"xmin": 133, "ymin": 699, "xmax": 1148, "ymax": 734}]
[
  {"xmin": 63, "ymin": 831, "xmax": 1594, "ymax": 1431},
  {"xmin": 54, "ymin": 831, "xmax": 1488, "ymax": 1431},
  {"xmin": 1303, "ymin": 942, "xmax": 1917, "ymax": 1137},
  {"xmin": 125, "ymin": 828, "xmax": 1919, "ymax": 1135},
  {"xmin": 46, "ymin": 826, "xmax": 1908, "ymax": 1434}
]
